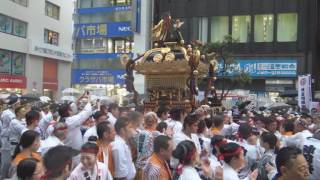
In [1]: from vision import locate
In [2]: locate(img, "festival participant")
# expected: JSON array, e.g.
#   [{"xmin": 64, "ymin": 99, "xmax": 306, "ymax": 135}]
[
  {"xmin": 237, "ymin": 123, "xmax": 259, "ymax": 179},
  {"xmin": 111, "ymin": 116, "xmax": 136, "ymax": 180},
  {"xmin": 221, "ymin": 142, "xmax": 258, "ymax": 180},
  {"xmin": 284, "ymin": 118, "xmax": 313, "ymax": 149},
  {"xmin": 10, "ymin": 130, "xmax": 41, "ymax": 177},
  {"xmin": 38, "ymin": 122, "xmax": 68, "ymax": 156},
  {"xmin": 211, "ymin": 115, "xmax": 224, "ymax": 136},
  {"xmin": 166, "ymin": 107, "xmax": 186, "ymax": 134},
  {"xmin": 15, "ymin": 158, "xmax": 44, "ymax": 180},
  {"xmin": 38, "ymin": 103, "xmax": 53, "ymax": 140},
  {"xmin": 209, "ymin": 135, "xmax": 226, "ymax": 177},
  {"xmin": 107, "ymin": 103, "xmax": 120, "ymax": 126},
  {"xmin": 156, "ymin": 106, "xmax": 170, "ymax": 122},
  {"xmin": 69, "ymin": 142, "xmax": 113, "ymax": 180},
  {"xmin": 282, "ymin": 120, "xmax": 295, "ymax": 137},
  {"xmin": 273, "ymin": 146, "xmax": 310, "ymax": 180},
  {"xmin": 127, "ymin": 111, "xmax": 144, "ymax": 163},
  {"xmin": 43, "ymin": 145, "xmax": 80, "ymax": 180},
  {"xmin": 8, "ymin": 106, "xmax": 27, "ymax": 155},
  {"xmin": 264, "ymin": 118, "xmax": 282, "ymax": 140},
  {"xmin": 172, "ymin": 140, "xmax": 212, "ymax": 180},
  {"xmin": 143, "ymin": 135, "xmax": 173, "ymax": 180},
  {"xmin": 1, "ymin": 94, "xmax": 20, "ymax": 178},
  {"xmin": 83, "ymin": 111, "xmax": 108, "ymax": 142},
  {"xmin": 58, "ymin": 95, "xmax": 92, "ymax": 150},
  {"xmin": 135, "ymin": 112, "xmax": 161, "ymax": 179},
  {"xmin": 96, "ymin": 121, "xmax": 116, "ymax": 169},
  {"xmin": 302, "ymin": 129, "xmax": 320, "ymax": 180},
  {"xmin": 173, "ymin": 113, "xmax": 201, "ymax": 153},
  {"xmin": 197, "ymin": 120, "xmax": 211, "ymax": 153},
  {"xmin": 257, "ymin": 132, "xmax": 278, "ymax": 180},
  {"xmin": 23, "ymin": 110, "xmax": 41, "ymax": 133}
]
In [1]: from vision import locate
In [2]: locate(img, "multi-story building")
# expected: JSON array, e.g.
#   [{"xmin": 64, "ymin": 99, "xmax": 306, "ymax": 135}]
[
  {"xmin": 72, "ymin": 0, "xmax": 133, "ymax": 95},
  {"xmin": 153, "ymin": 0, "xmax": 320, "ymax": 99},
  {"xmin": 0, "ymin": 0, "xmax": 74, "ymax": 98}
]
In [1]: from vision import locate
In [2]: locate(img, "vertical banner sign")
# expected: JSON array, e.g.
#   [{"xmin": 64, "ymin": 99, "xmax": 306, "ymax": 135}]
[{"xmin": 298, "ymin": 75, "xmax": 312, "ymax": 110}]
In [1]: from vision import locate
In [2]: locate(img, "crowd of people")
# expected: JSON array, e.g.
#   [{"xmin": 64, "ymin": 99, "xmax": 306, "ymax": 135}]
[{"xmin": 0, "ymin": 92, "xmax": 319, "ymax": 180}]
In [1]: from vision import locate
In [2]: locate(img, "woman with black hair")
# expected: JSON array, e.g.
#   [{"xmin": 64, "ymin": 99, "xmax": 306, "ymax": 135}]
[
  {"xmin": 69, "ymin": 141, "xmax": 112, "ymax": 180},
  {"xmin": 15, "ymin": 158, "xmax": 44, "ymax": 180},
  {"xmin": 172, "ymin": 140, "xmax": 212, "ymax": 180},
  {"xmin": 9, "ymin": 130, "xmax": 41, "ymax": 178},
  {"xmin": 257, "ymin": 132, "xmax": 278, "ymax": 180}
]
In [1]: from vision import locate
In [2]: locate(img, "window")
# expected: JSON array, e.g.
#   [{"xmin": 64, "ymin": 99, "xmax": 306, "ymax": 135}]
[
  {"xmin": 93, "ymin": 0, "xmax": 114, "ymax": 7},
  {"xmin": 0, "ymin": 49, "xmax": 12, "ymax": 74},
  {"xmin": 210, "ymin": 16, "xmax": 229, "ymax": 42},
  {"xmin": 254, "ymin": 14, "xmax": 274, "ymax": 42},
  {"xmin": 190, "ymin": 17, "xmax": 208, "ymax": 43},
  {"xmin": 232, "ymin": 15, "xmax": 251, "ymax": 43},
  {"xmin": 44, "ymin": 29, "xmax": 59, "ymax": 46},
  {"xmin": 277, "ymin": 13, "xmax": 298, "ymax": 42},
  {"xmin": 115, "ymin": 0, "xmax": 132, "ymax": 6},
  {"xmin": 10, "ymin": 0, "xmax": 28, "ymax": 7},
  {"xmin": 0, "ymin": 14, "xmax": 27, "ymax": 38},
  {"xmin": 78, "ymin": 0, "xmax": 131, "ymax": 8},
  {"xmin": 74, "ymin": 59, "xmax": 125, "ymax": 69},
  {"xmin": 45, "ymin": 1, "xmax": 60, "ymax": 20},
  {"xmin": 79, "ymin": 11, "xmax": 131, "ymax": 24},
  {"xmin": 76, "ymin": 38, "xmax": 133, "ymax": 54},
  {"xmin": 114, "ymin": 39, "xmax": 132, "ymax": 53},
  {"xmin": 13, "ymin": 19, "xmax": 27, "ymax": 37},
  {"xmin": 0, "ymin": 49, "xmax": 25, "ymax": 75},
  {"xmin": 12, "ymin": 52, "xmax": 25, "ymax": 75},
  {"xmin": 0, "ymin": 14, "xmax": 13, "ymax": 34}
]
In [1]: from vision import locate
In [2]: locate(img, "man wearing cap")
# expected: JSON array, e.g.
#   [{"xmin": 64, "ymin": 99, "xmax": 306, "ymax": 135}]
[
  {"xmin": 38, "ymin": 122, "xmax": 68, "ymax": 156},
  {"xmin": 43, "ymin": 145, "xmax": 80, "ymax": 179},
  {"xmin": 0, "ymin": 94, "xmax": 20, "ymax": 178}
]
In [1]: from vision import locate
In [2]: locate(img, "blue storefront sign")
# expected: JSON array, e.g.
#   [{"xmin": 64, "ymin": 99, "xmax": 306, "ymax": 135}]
[
  {"xmin": 72, "ymin": 69, "xmax": 126, "ymax": 85},
  {"xmin": 218, "ymin": 59, "xmax": 297, "ymax": 77},
  {"xmin": 76, "ymin": 6, "xmax": 131, "ymax": 14},
  {"xmin": 74, "ymin": 53, "xmax": 133, "ymax": 60},
  {"xmin": 74, "ymin": 21, "xmax": 133, "ymax": 38}
]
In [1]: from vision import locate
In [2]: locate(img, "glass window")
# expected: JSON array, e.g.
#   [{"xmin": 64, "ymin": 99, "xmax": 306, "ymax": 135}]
[
  {"xmin": 210, "ymin": 16, "xmax": 229, "ymax": 43},
  {"xmin": 93, "ymin": 0, "xmax": 114, "ymax": 7},
  {"xmin": 190, "ymin": 17, "xmax": 208, "ymax": 43},
  {"xmin": 116, "ymin": 0, "xmax": 132, "ymax": 6},
  {"xmin": 45, "ymin": 1, "xmax": 60, "ymax": 20},
  {"xmin": 79, "ymin": 0, "xmax": 93, "ymax": 8},
  {"xmin": 13, "ymin": 19, "xmax": 27, "ymax": 37},
  {"xmin": 0, "ymin": 14, "xmax": 13, "ymax": 34},
  {"xmin": 254, "ymin": 14, "xmax": 274, "ymax": 42},
  {"xmin": 78, "ymin": 38, "xmax": 108, "ymax": 53},
  {"xmin": 12, "ymin": 52, "xmax": 25, "ymax": 75},
  {"xmin": 10, "ymin": 0, "xmax": 28, "ymax": 7},
  {"xmin": 114, "ymin": 39, "xmax": 132, "ymax": 53},
  {"xmin": 44, "ymin": 29, "xmax": 59, "ymax": 46},
  {"xmin": 232, "ymin": 15, "xmax": 251, "ymax": 43},
  {"xmin": 74, "ymin": 59, "xmax": 125, "ymax": 69},
  {"xmin": 0, "ymin": 49, "xmax": 12, "ymax": 74},
  {"xmin": 79, "ymin": 11, "xmax": 131, "ymax": 24},
  {"xmin": 277, "ymin": 13, "xmax": 298, "ymax": 42}
]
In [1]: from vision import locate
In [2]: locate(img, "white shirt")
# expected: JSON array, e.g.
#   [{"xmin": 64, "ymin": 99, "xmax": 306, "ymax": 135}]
[
  {"xmin": 221, "ymin": 123, "xmax": 240, "ymax": 136},
  {"xmin": 209, "ymin": 155, "xmax": 222, "ymax": 177},
  {"xmin": 1, "ymin": 109, "xmax": 16, "ymax": 148},
  {"xmin": 237, "ymin": 139, "xmax": 259, "ymax": 179},
  {"xmin": 197, "ymin": 134, "xmax": 211, "ymax": 152},
  {"xmin": 165, "ymin": 119, "xmax": 183, "ymax": 135},
  {"xmin": 284, "ymin": 130, "xmax": 313, "ymax": 149},
  {"xmin": 303, "ymin": 137, "xmax": 320, "ymax": 180},
  {"xmin": 111, "ymin": 135, "xmax": 136, "ymax": 180},
  {"xmin": 64, "ymin": 102, "xmax": 93, "ymax": 150},
  {"xmin": 68, "ymin": 161, "xmax": 112, "ymax": 180},
  {"xmin": 108, "ymin": 112, "xmax": 117, "ymax": 126},
  {"xmin": 179, "ymin": 166, "xmax": 202, "ymax": 180},
  {"xmin": 8, "ymin": 119, "xmax": 26, "ymax": 144},
  {"xmin": 173, "ymin": 131, "xmax": 201, "ymax": 153},
  {"xmin": 83, "ymin": 126, "xmax": 98, "ymax": 143},
  {"xmin": 223, "ymin": 161, "xmax": 241, "ymax": 180},
  {"xmin": 38, "ymin": 135, "xmax": 64, "ymax": 156},
  {"xmin": 38, "ymin": 112, "xmax": 53, "ymax": 140}
]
